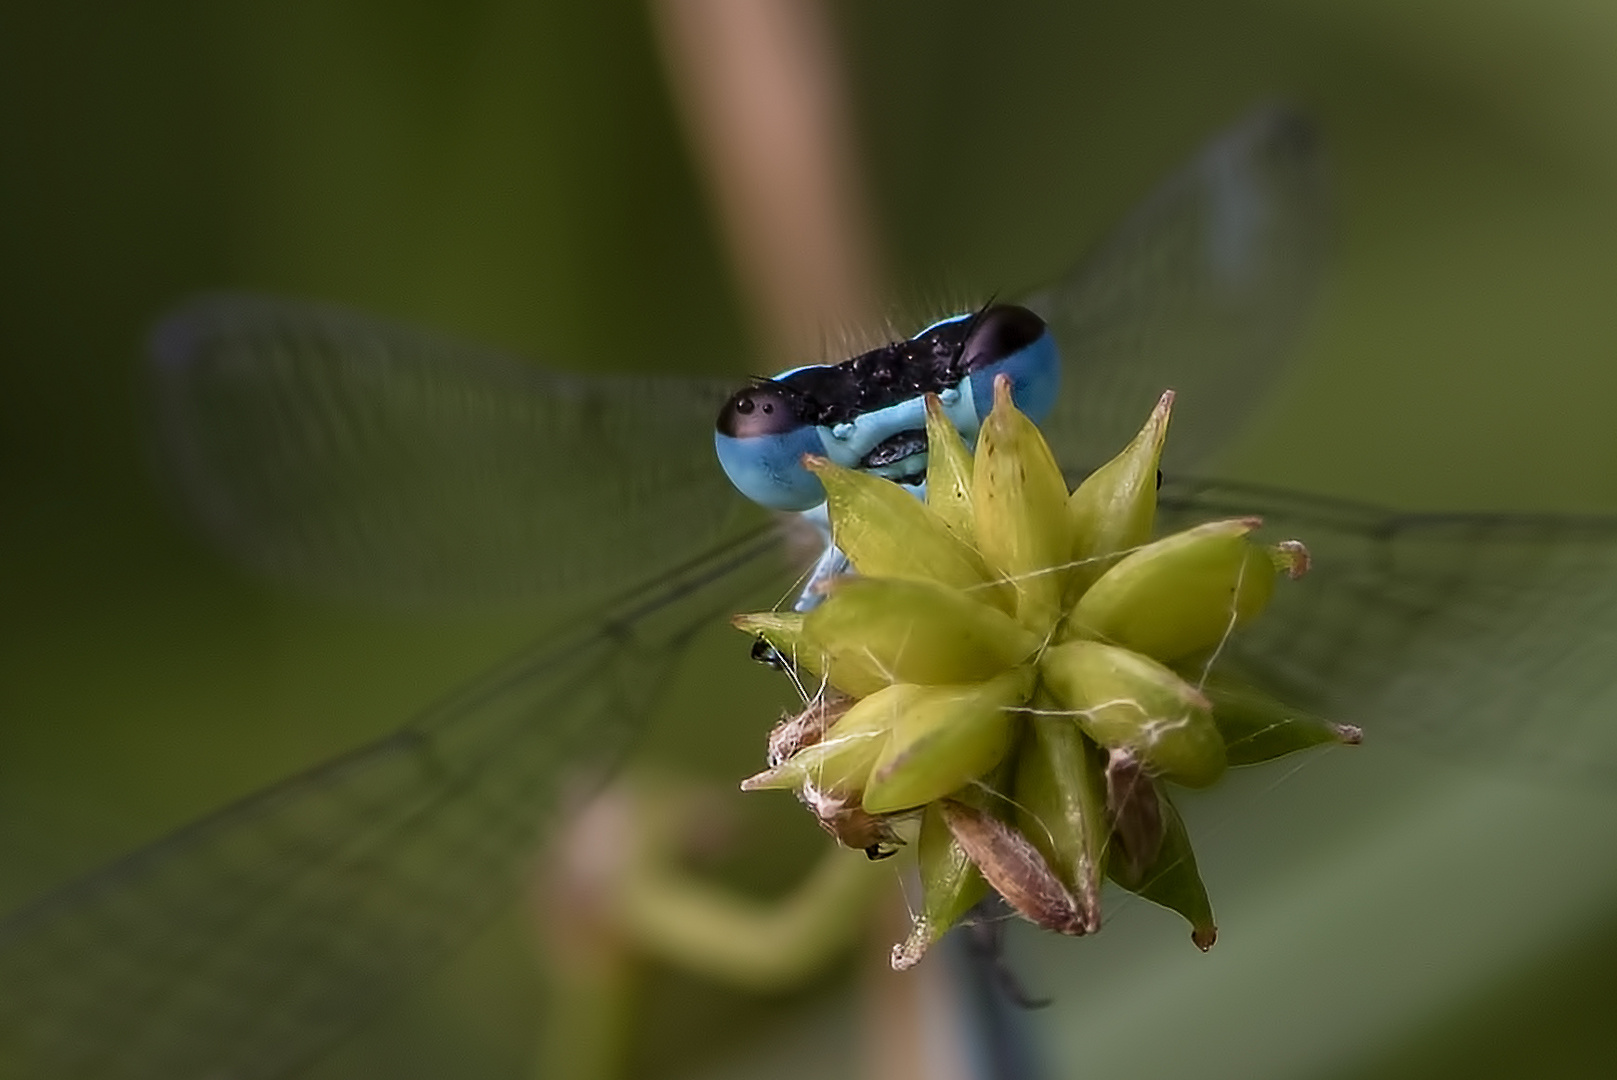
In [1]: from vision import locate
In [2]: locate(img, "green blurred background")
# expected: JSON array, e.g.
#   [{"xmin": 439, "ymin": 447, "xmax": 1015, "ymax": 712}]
[{"xmin": 5, "ymin": 1, "xmax": 1617, "ymax": 1077}]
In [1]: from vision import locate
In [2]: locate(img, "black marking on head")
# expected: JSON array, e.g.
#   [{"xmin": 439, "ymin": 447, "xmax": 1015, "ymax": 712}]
[
  {"xmin": 735, "ymin": 304, "xmax": 1047, "ymax": 429},
  {"xmin": 716, "ymin": 381, "xmax": 812, "ymax": 437}
]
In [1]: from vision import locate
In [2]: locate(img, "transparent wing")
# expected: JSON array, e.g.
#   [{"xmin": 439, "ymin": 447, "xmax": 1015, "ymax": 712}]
[
  {"xmin": 1161, "ymin": 479, "xmax": 1617, "ymax": 779},
  {"xmin": 151, "ymin": 294, "xmax": 752, "ymax": 607},
  {"xmin": 1027, "ymin": 104, "xmax": 1329, "ymax": 474},
  {"xmin": 0, "ymin": 527, "xmax": 788, "ymax": 1080}
]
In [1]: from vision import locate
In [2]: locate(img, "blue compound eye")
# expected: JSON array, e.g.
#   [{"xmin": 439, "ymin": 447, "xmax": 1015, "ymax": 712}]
[
  {"xmin": 959, "ymin": 305, "xmax": 1048, "ymax": 373},
  {"xmin": 715, "ymin": 382, "xmax": 827, "ymax": 511},
  {"xmin": 962, "ymin": 305, "xmax": 1060, "ymax": 425}
]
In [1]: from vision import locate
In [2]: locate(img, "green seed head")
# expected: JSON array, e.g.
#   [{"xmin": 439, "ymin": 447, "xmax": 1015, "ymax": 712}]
[
  {"xmin": 891, "ymin": 801, "xmax": 989, "ymax": 970},
  {"xmin": 1040, "ymin": 640, "xmax": 1227, "ymax": 788},
  {"xmin": 805, "ymin": 454, "xmax": 1011, "ymax": 611},
  {"xmin": 803, "ymin": 577, "xmax": 1039, "ymax": 694},
  {"xmin": 740, "ymin": 683, "xmax": 905, "ymax": 796},
  {"xmin": 861, "ymin": 669, "xmax": 1031, "ymax": 815},
  {"xmin": 735, "ymin": 383, "xmax": 1351, "ymax": 960},
  {"xmin": 973, "ymin": 375, "xmax": 1075, "ymax": 635},
  {"xmin": 922, "ymin": 393, "xmax": 979, "ymax": 546},
  {"xmin": 1201, "ymin": 674, "xmax": 1362, "ymax": 766},
  {"xmin": 1066, "ymin": 518, "xmax": 1277, "ymax": 663},
  {"xmin": 731, "ymin": 610, "xmax": 814, "ymax": 665},
  {"xmin": 1013, "ymin": 711, "xmax": 1109, "ymax": 933},
  {"xmin": 1068, "ymin": 390, "xmax": 1173, "ymax": 592}
]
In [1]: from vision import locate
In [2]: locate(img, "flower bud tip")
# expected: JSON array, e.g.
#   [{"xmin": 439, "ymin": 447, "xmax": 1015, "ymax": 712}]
[
  {"xmin": 992, "ymin": 371, "xmax": 1015, "ymax": 409},
  {"xmin": 1274, "ymin": 539, "xmax": 1310, "ymax": 579},
  {"xmin": 739, "ymin": 765, "xmax": 793, "ymax": 792},
  {"xmin": 890, "ymin": 933, "xmax": 927, "ymax": 971}
]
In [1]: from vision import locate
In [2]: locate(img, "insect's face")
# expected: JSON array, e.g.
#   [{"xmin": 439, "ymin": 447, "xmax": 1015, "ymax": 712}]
[{"xmin": 713, "ymin": 304, "xmax": 1060, "ymax": 511}]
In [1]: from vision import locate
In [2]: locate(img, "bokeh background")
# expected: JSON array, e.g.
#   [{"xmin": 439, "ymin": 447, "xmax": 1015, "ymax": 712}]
[{"xmin": 6, "ymin": 1, "xmax": 1617, "ymax": 1077}]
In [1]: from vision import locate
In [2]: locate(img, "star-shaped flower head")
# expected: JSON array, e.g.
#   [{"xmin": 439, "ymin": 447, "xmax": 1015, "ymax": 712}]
[{"xmin": 737, "ymin": 377, "xmax": 1359, "ymax": 967}]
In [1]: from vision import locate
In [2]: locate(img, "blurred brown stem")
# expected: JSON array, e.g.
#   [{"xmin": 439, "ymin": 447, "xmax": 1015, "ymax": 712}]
[{"xmin": 650, "ymin": 0, "xmax": 886, "ymax": 360}]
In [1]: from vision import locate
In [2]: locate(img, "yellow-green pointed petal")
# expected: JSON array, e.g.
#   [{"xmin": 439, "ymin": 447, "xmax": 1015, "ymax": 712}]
[
  {"xmin": 739, "ymin": 729, "xmax": 883, "ymax": 797},
  {"xmin": 733, "ymin": 611, "xmax": 806, "ymax": 637},
  {"xmin": 924, "ymin": 393, "xmax": 978, "ymax": 545},
  {"xmin": 1068, "ymin": 390, "xmax": 1172, "ymax": 592},
  {"xmin": 1066, "ymin": 518, "xmax": 1276, "ymax": 662},
  {"xmin": 973, "ymin": 374, "xmax": 1074, "ymax": 634},
  {"xmin": 862, "ymin": 671, "xmax": 1030, "ymax": 815},
  {"xmin": 806, "ymin": 455, "xmax": 1006, "ymax": 607},
  {"xmin": 1013, "ymin": 711, "xmax": 1107, "ymax": 933},
  {"xmin": 731, "ymin": 609, "xmax": 841, "ymax": 693},
  {"xmin": 804, "ymin": 577, "xmax": 1040, "ymax": 694},
  {"xmin": 891, "ymin": 801, "xmax": 989, "ymax": 970},
  {"xmin": 1202, "ymin": 676, "xmax": 1362, "ymax": 766},
  {"xmin": 1040, "ymin": 640, "xmax": 1226, "ymax": 788},
  {"xmin": 1106, "ymin": 787, "xmax": 1217, "ymax": 951},
  {"xmin": 732, "ymin": 611, "xmax": 811, "ymax": 662},
  {"xmin": 741, "ymin": 683, "xmax": 914, "ymax": 795}
]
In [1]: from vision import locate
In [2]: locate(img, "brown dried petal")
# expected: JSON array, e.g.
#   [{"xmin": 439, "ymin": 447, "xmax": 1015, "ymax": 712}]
[
  {"xmin": 938, "ymin": 799, "xmax": 1088, "ymax": 936},
  {"xmin": 1106, "ymin": 751, "xmax": 1165, "ymax": 884},
  {"xmin": 766, "ymin": 694, "xmax": 854, "ymax": 767},
  {"xmin": 801, "ymin": 786, "xmax": 902, "ymax": 859}
]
